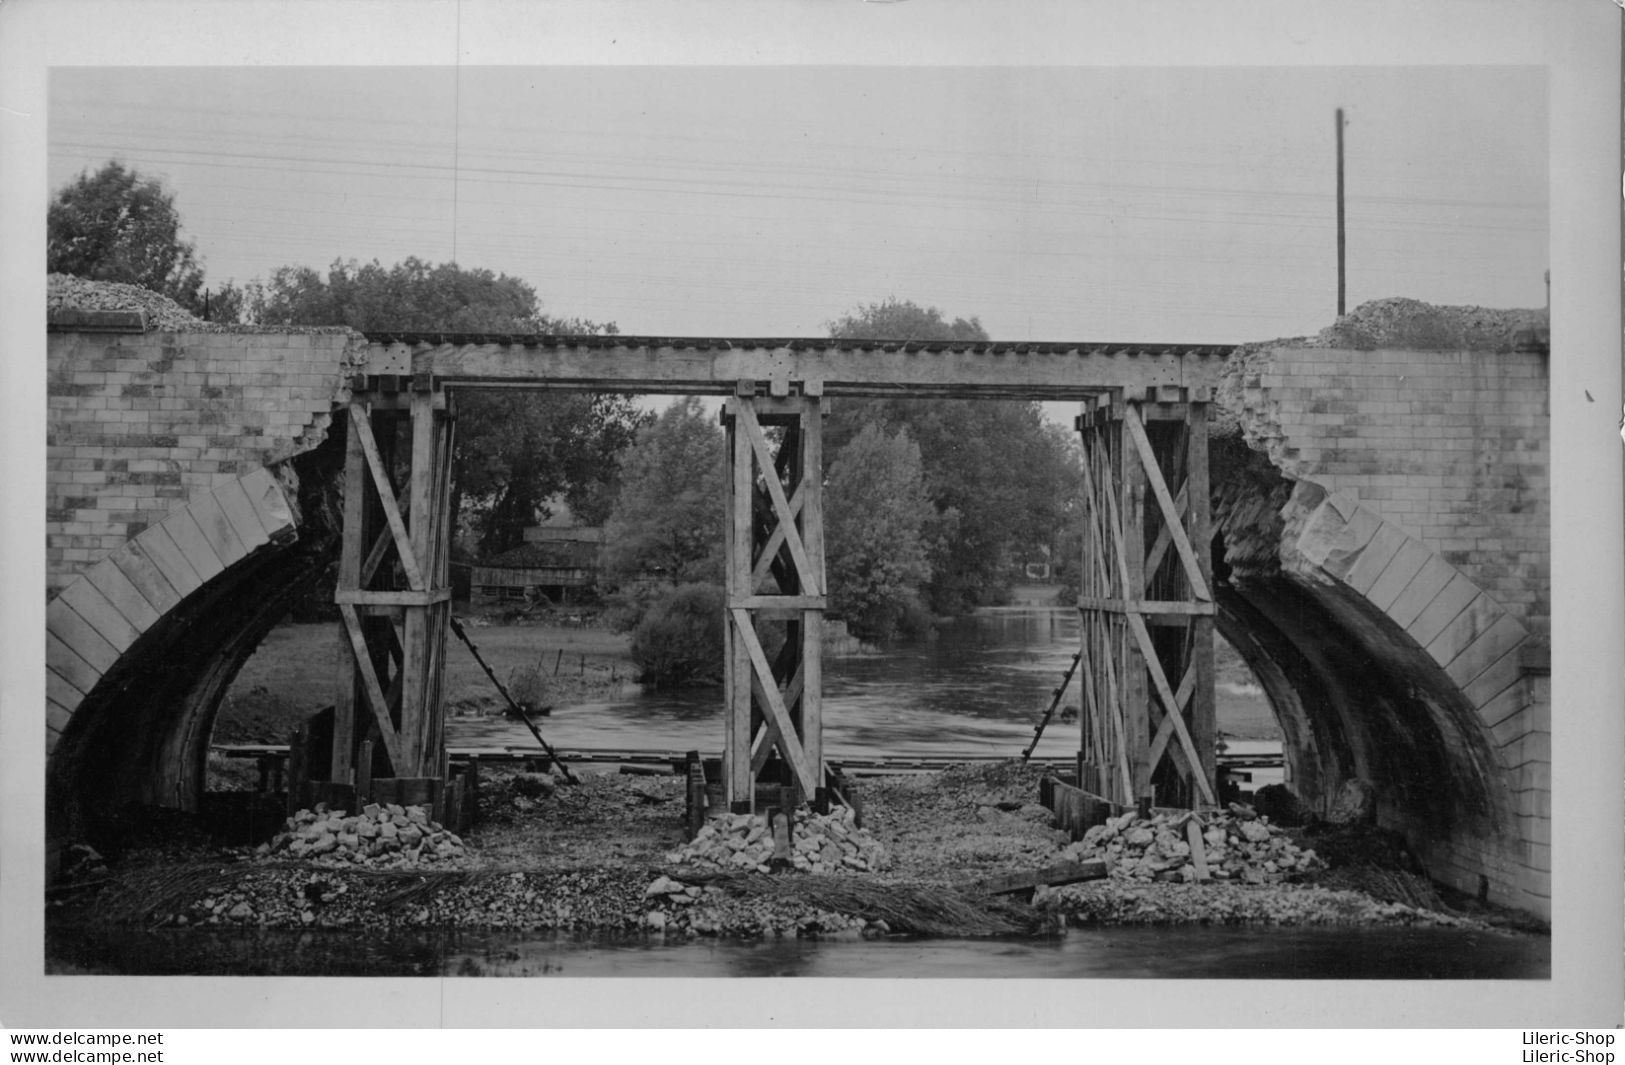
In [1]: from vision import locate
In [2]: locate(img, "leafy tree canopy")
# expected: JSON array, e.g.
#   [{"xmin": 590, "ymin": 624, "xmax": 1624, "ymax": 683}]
[
  {"xmin": 48, "ymin": 161, "xmax": 209, "ymax": 315},
  {"xmin": 824, "ymin": 298, "xmax": 1078, "ymax": 614},
  {"xmin": 245, "ymin": 256, "xmax": 645, "ymax": 555},
  {"xmin": 601, "ymin": 397, "xmax": 726, "ymax": 589},
  {"xmin": 826, "ymin": 423, "xmax": 934, "ymax": 642}
]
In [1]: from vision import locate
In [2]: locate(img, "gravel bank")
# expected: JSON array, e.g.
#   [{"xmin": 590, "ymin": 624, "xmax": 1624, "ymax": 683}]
[{"xmin": 55, "ymin": 762, "xmax": 1537, "ymax": 945}]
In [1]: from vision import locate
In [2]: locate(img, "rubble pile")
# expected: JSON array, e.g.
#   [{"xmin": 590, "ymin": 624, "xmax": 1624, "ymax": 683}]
[
  {"xmin": 1062, "ymin": 806, "xmax": 1321, "ymax": 885},
  {"xmin": 48, "ymin": 273, "xmax": 212, "ymax": 332},
  {"xmin": 259, "ymin": 803, "xmax": 468, "ymax": 868},
  {"xmin": 665, "ymin": 805, "xmax": 887, "ymax": 875}
]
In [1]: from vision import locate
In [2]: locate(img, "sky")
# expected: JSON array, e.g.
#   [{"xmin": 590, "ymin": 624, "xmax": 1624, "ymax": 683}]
[{"xmin": 46, "ymin": 64, "xmax": 1547, "ymax": 345}]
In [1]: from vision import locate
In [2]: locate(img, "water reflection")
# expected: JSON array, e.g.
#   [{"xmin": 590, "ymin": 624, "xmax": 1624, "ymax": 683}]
[
  {"xmin": 450, "ymin": 608, "xmax": 1091, "ymax": 761},
  {"xmin": 48, "ymin": 922, "xmax": 1548, "ymax": 979}
]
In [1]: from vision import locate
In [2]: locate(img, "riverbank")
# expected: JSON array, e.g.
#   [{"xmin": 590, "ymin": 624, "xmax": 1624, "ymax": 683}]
[{"xmin": 49, "ymin": 761, "xmax": 1543, "ymax": 975}]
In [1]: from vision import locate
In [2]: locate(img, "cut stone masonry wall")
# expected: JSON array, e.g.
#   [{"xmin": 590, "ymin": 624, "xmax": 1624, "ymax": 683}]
[{"xmin": 1215, "ymin": 303, "xmax": 1550, "ymax": 917}]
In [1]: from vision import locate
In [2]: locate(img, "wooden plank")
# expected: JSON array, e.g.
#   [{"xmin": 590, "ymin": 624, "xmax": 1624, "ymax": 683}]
[
  {"xmin": 336, "ymin": 403, "xmax": 370, "ymax": 591},
  {"xmin": 731, "ymin": 608, "xmax": 818, "ymax": 795},
  {"xmin": 1342, "ymin": 523, "xmax": 1407, "ymax": 595},
  {"xmin": 1124, "ymin": 406, "xmax": 1210, "ymax": 601},
  {"xmin": 728, "ymin": 594, "xmax": 825, "ymax": 611},
  {"xmin": 1364, "ymin": 538, "xmax": 1431, "ymax": 614},
  {"xmin": 1185, "ymin": 817, "xmax": 1212, "ymax": 881},
  {"xmin": 401, "ymin": 338, "xmax": 1228, "ymax": 396},
  {"xmin": 83, "ymin": 558, "xmax": 162, "ymax": 631},
  {"xmin": 968, "ymin": 860, "xmax": 1108, "ymax": 895},
  {"xmin": 1406, "ymin": 571, "xmax": 1480, "ymax": 649},
  {"xmin": 1185, "ymin": 401, "xmax": 1216, "ymax": 797},
  {"xmin": 212, "ymin": 476, "xmax": 272, "ymax": 552},
  {"xmin": 802, "ymin": 610, "xmax": 823, "ymax": 786},
  {"xmin": 1143, "ymin": 482, "xmax": 1189, "ymax": 578},
  {"xmin": 110, "ymin": 542, "xmax": 182, "ymax": 613},
  {"xmin": 726, "ymin": 412, "xmax": 753, "ymax": 805},
  {"xmin": 160, "ymin": 509, "xmax": 226, "ymax": 582},
  {"xmin": 1127, "ymin": 613, "xmax": 1215, "ymax": 804},
  {"xmin": 131, "ymin": 526, "xmax": 204, "ymax": 598},
  {"xmin": 1145, "ymin": 659, "xmax": 1198, "ymax": 780},
  {"xmin": 737, "ymin": 405, "xmax": 820, "ymax": 595},
  {"xmin": 1116, "ymin": 415, "xmax": 1150, "ymax": 797},
  {"xmin": 46, "ymin": 631, "xmax": 102, "ymax": 696},
  {"xmin": 338, "ymin": 603, "xmax": 406, "ymax": 771},
  {"xmin": 188, "ymin": 491, "xmax": 250, "ymax": 566},
  {"xmin": 1385, "ymin": 554, "xmax": 1456, "ymax": 630},
  {"xmin": 749, "ymin": 480, "xmax": 804, "ymax": 590},
  {"xmin": 45, "ymin": 599, "xmax": 121, "ymax": 673},
  {"xmin": 334, "ymin": 588, "xmax": 452, "ymax": 606},
  {"xmin": 1076, "ymin": 597, "xmax": 1214, "ymax": 615},
  {"xmin": 350, "ymin": 404, "xmax": 424, "ymax": 591}
]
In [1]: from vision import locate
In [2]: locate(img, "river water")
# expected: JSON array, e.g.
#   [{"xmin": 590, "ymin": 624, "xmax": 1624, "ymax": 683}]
[
  {"xmin": 55, "ymin": 607, "xmax": 1543, "ymax": 978},
  {"xmin": 48, "ymin": 921, "xmax": 1546, "ymax": 979},
  {"xmin": 449, "ymin": 606, "xmax": 1274, "ymax": 769}
]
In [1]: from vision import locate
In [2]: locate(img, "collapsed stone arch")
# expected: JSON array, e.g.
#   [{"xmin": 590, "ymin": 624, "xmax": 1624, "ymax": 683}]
[
  {"xmin": 1210, "ymin": 432, "xmax": 1537, "ymax": 905},
  {"xmin": 45, "ymin": 434, "xmax": 346, "ymax": 845}
]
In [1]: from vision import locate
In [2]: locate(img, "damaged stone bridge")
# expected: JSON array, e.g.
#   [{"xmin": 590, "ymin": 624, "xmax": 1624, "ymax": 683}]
[{"xmin": 42, "ymin": 288, "xmax": 1551, "ymax": 917}]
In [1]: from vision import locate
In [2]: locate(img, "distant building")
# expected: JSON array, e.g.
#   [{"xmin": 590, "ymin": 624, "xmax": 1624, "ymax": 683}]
[
  {"xmin": 469, "ymin": 501, "xmax": 605, "ymax": 606},
  {"xmin": 1021, "ymin": 544, "xmax": 1053, "ymax": 582}
]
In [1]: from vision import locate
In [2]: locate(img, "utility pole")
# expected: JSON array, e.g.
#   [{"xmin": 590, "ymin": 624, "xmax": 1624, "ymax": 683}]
[{"xmin": 1336, "ymin": 107, "xmax": 1346, "ymax": 318}]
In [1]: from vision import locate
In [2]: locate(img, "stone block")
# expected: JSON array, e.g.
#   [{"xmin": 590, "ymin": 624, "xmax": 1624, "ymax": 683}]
[
  {"xmin": 159, "ymin": 510, "xmax": 226, "ymax": 582},
  {"xmin": 84, "ymin": 557, "xmax": 162, "ymax": 631},
  {"xmin": 1364, "ymin": 538, "xmax": 1431, "ymax": 613},
  {"xmin": 56, "ymin": 579, "xmax": 140, "ymax": 652}
]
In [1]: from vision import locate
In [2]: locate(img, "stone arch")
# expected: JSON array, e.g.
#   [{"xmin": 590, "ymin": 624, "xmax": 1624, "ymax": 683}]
[
  {"xmin": 44, "ymin": 436, "xmax": 346, "ymax": 845},
  {"xmin": 1213, "ymin": 472, "xmax": 1543, "ymax": 910}
]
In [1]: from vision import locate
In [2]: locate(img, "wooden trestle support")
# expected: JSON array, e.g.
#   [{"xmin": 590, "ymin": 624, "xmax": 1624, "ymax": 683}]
[
  {"xmin": 721, "ymin": 385, "xmax": 826, "ymax": 812},
  {"xmin": 327, "ymin": 385, "xmax": 458, "ymax": 816},
  {"xmin": 1076, "ymin": 386, "xmax": 1217, "ymax": 811}
]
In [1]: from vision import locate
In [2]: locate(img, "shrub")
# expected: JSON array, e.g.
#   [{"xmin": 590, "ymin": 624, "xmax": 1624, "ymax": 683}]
[{"xmin": 629, "ymin": 583, "xmax": 725, "ymax": 688}]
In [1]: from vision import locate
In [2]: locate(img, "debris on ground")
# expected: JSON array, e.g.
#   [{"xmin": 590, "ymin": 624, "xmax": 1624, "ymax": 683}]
[
  {"xmin": 664, "ymin": 804, "xmax": 888, "ymax": 874},
  {"xmin": 259, "ymin": 803, "xmax": 468, "ymax": 868},
  {"xmin": 50, "ymin": 762, "xmax": 1542, "ymax": 942},
  {"xmin": 1060, "ymin": 806, "xmax": 1322, "ymax": 886}
]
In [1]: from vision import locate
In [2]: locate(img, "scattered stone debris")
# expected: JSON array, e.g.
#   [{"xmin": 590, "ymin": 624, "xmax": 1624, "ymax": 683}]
[
  {"xmin": 664, "ymin": 804, "xmax": 888, "ymax": 875},
  {"xmin": 259, "ymin": 803, "xmax": 468, "ymax": 868},
  {"xmin": 1061, "ymin": 805, "xmax": 1321, "ymax": 886}
]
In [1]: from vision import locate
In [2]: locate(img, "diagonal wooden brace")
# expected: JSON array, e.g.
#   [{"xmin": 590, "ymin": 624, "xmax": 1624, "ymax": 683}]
[
  {"xmin": 1127, "ymin": 612, "xmax": 1215, "ymax": 804},
  {"xmin": 736, "ymin": 407, "xmax": 821, "ymax": 596},
  {"xmin": 731, "ymin": 608, "xmax": 818, "ymax": 794},
  {"xmin": 1125, "ymin": 406, "xmax": 1210, "ymax": 602},
  {"xmin": 349, "ymin": 404, "xmax": 425, "ymax": 591},
  {"xmin": 338, "ymin": 603, "xmax": 407, "ymax": 771}
]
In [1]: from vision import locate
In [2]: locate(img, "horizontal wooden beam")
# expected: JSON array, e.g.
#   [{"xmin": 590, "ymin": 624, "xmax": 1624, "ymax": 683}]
[
  {"xmin": 363, "ymin": 337, "xmax": 1231, "ymax": 397},
  {"xmin": 334, "ymin": 589, "xmax": 452, "ymax": 607},
  {"xmin": 1077, "ymin": 596, "xmax": 1216, "ymax": 616}
]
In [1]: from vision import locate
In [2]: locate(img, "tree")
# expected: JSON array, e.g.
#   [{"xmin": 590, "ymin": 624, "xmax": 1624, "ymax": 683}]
[
  {"xmin": 825, "ymin": 423, "xmax": 934, "ymax": 642},
  {"xmin": 601, "ymin": 397, "xmax": 727, "ymax": 593},
  {"xmin": 246, "ymin": 256, "xmax": 644, "ymax": 554},
  {"xmin": 824, "ymin": 298, "xmax": 1078, "ymax": 614},
  {"xmin": 48, "ymin": 161, "xmax": 209, "ymax": 314}
]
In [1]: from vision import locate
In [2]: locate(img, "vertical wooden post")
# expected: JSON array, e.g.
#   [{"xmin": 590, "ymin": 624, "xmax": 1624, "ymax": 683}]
[
  {"xmin": 1186, "ymin": 398, "xmax": 1217, "ymax": 800},
  {"xmin": 721, "ymin": 388, "xmax": 826, "ymax": 810},
  {"xmin": 799, "ymin": 394, "xmax": 824, "ymax": 785},
  {"xmin": 1120, "ymin": 404, "xmax": 1150, "ymax": 800},
  {"xmin": 330, "ymin": 408, "xmax": 368, "ymax": 785},
  {"xmin": 725, "ymin": 397, "xmax": 754, "ymax": 810},
  {"xmin": 331, "ymin": 385, "xmax": 454, "ymax": 801}
]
